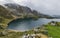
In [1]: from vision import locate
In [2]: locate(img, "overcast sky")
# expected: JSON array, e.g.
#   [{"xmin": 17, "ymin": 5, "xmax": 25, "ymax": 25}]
[{"xmin": 0, "ymin": 0, "xmax": 60, "ymax": 15}]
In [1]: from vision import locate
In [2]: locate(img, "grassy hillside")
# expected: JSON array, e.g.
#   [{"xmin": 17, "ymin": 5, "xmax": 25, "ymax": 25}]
[{"xmin": 0, "ymin": 5, "xmax": 13, "ymax": 19}]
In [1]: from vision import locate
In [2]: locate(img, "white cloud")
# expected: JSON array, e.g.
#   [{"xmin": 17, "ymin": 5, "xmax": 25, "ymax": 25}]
[{"xmin": 27, "ymin": 0, "xmax": 60, "ymax": 15}]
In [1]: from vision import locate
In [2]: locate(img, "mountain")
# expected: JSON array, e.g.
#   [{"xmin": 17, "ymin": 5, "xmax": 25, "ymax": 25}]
[
  {"xmin": 0, "ymin": 3, "xmax": 52, "ymax": 26},
  {"xmin": 4, "ymin": 3, "xmax": 51, "ymax": 18},
  {"xmin": 4, "ymin": 3, "xmax": 38, "ymax": 19},
  {"xmin": 51, "ymin": 15, "xmax": 60, "ymax": 19},
  {"xmin": 0, "ymin": 3, "xmax": 52, "ymax": 24}
]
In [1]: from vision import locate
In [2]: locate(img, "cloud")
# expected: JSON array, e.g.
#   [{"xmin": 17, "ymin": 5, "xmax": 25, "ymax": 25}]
[
  {"xmin": 0, "ymin": 0, "xmax": 60, "ymax": 15},
  {"xmin": 4, "ymin": 0, "xmax": 15, "ymax": 3},
  {"xmin": 27, "ymin": 0, "xmax": 60, "ymax": 15}
]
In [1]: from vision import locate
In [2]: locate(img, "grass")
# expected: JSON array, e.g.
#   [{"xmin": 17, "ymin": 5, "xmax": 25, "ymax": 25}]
[{"xmin": 45, "ymin": 23, "xmax": 60, "ymax": 38}]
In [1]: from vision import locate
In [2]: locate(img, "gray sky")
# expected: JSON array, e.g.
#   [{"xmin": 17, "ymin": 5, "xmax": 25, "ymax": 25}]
[{"xmin": 0, "ymin": 0, "xmax": 60, "ymax": 15}]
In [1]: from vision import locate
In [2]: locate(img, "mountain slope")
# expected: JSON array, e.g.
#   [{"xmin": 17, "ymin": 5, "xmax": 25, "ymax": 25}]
[
  {"xmin": 0, "ymin": 5, "xmax": 13, "ymax": 19},
  {"xmin": 5, "ymin": 3, "xmax": 51, "ymax": 18},
  {"xmin": 5, "ymin": 3, "xmax": 37, "ymax": 18}
]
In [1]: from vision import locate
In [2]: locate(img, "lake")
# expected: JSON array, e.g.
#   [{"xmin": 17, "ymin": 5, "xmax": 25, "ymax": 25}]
[{"xmin": 8, "ymin": 18, "xmax": 60, "ymax": 31}]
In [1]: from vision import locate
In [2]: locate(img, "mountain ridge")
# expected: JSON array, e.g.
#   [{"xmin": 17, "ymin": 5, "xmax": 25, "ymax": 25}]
[{"xmin": 4, "ymin": 3, "xmax": 51, "ymax": 18}]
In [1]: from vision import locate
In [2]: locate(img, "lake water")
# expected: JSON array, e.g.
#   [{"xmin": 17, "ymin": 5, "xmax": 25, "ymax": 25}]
[{"xmin": 8, "ymin": 18, "xmax": 60, "ymax": 31}]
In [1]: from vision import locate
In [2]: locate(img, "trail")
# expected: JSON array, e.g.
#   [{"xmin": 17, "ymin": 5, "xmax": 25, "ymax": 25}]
[{"xmin": 37, "ymin": 33, "xmax": 48, "ymax": 38}]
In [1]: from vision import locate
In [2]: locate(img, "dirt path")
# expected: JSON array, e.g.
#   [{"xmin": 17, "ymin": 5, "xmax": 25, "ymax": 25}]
[{"xmin": 37, "ymin": 33, "xmax": 48, "ymax": 38}]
